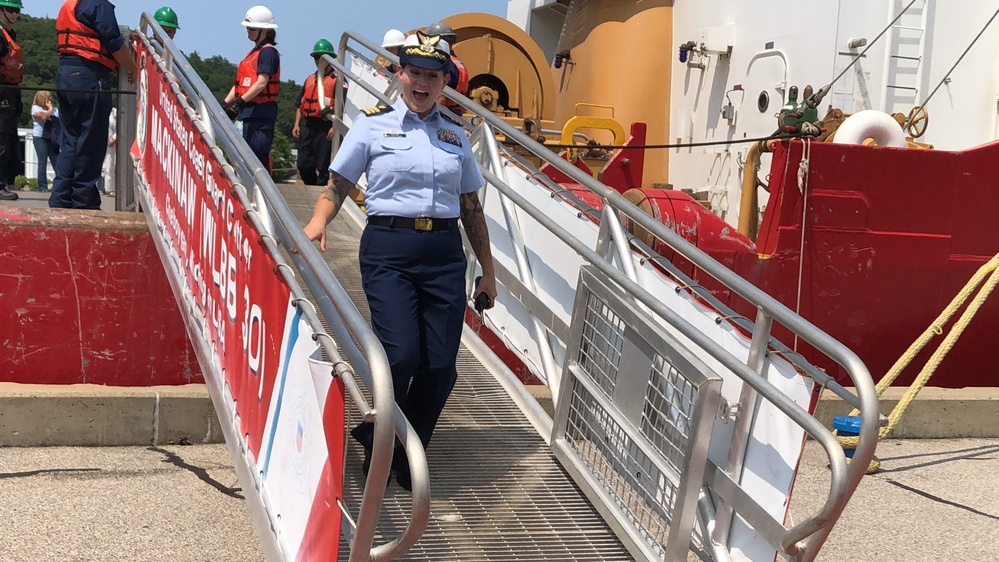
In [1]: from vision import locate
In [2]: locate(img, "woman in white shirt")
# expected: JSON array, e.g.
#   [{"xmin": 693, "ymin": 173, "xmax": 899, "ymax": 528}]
[{"xmin": 30, "ymin": 90, "xmax": 58, "ymax": 192}]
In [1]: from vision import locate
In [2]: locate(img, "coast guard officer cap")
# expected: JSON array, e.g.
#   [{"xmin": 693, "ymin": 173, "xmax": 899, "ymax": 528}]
[{"xmin": 399, "ymin": 31, "xmax": 452, "ymax": 71}]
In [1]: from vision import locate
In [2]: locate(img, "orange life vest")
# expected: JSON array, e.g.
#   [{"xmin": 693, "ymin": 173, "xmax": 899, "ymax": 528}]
[
  {"xmin": 299, "ymin": 72, "xmax": 337, "ymax": 118},
  {"xmin": 235, "ymin": 44, "xmax": 280, "ymax": 104},
  {"xmin": 0, "ymin": 27, "xmax": 23, "ymax": 84},
  {"xmin": 442, "ymin": 55, "xmax": 468, "ymax": 113},
  {"xmin": 56, "ymin": 0, "xmax": 117, "ymax": 70}
]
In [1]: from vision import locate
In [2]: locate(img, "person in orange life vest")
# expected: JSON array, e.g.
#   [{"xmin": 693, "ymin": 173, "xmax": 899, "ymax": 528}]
[
  {"xmin": 426, "ymin": 21, "xmax": 467, "ymax": 116},
  {"xmin": 292, "ymin": 39, "xmax": 338, "ymax": 186},
  {"xmin": 223, "ymin": 5, "xmax": 280, "ymax": 172},
  {"xmin": 49, "ymin": 0, "xmax": 137, "ymax": 210},
  {"xmin": 0, "ymin": 0, "xmax": 23, "ymax": 202}
]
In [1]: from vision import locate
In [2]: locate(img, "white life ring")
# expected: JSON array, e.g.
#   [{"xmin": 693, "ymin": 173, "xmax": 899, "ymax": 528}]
[{"xmin": 832, "ymin": 110, "xmax": 907, "ymax": 148}]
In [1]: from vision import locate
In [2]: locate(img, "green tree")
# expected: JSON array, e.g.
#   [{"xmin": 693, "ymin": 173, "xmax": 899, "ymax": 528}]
[
  {"xmin": 277, "ymin": 77, "xmax": 302, "ymax": 140},
  {"xmin": 187, "ymin": 51, "xmax": 238, "ymax": 102},
  {"xmin": 270, "ymin": 130, "xmax": 295, "ymax": 183},
  {"xmin": 16, "ymin": 14, "xmax": 59, "ymax": 128}
]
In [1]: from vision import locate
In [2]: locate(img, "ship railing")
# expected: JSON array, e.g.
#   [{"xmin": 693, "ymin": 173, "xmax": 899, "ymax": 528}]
[
  {"xmin": 126, "ymin": 14, "xmax": 431, "ymax": 562},
  {"xmin": 330, "ymin": 30, "xmax": 879, "ymax": 562}
]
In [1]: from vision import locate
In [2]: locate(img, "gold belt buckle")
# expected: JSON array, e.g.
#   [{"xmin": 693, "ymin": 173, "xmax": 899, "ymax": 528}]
[{"xmin": 414, "ymin": 217, "xmax": 433, "ymax": 231}]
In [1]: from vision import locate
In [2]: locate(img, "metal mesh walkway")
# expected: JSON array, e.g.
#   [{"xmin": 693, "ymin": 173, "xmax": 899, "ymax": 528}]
[{"xmin": 280, "ymin": 185, "xmax": 634, "ymax": 561}]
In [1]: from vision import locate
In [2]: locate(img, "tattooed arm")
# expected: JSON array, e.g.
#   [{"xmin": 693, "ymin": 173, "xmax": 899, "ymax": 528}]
[
  {"xmin": 304, "ymin": 172, "xmax": 355, "ymax": 252},
  {"xmin": 460, "ymin": 190, "xmax": 497, "ymax": 307}
]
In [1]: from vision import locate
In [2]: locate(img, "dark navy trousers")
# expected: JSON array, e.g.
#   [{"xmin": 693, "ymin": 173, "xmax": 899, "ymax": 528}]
[
  {"xmin": 49, "ymin": 60, "xmax": 111, "ymax": 210},
  {"xmin": 296, "ymin": 118, "xmax": 332, "ymax": 185},
  {"xmin": 352, "ymin": 223, "xmax": 467, "ymax": 465},
  {"xmin": 242, "ymin": 117, "xmax": 275, "ymax": 172}
]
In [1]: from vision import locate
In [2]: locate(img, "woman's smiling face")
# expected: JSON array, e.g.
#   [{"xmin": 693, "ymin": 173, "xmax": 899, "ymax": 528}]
[{"xmin": 398, "ymin": 64, "xmax": 446, "ymax": 118}]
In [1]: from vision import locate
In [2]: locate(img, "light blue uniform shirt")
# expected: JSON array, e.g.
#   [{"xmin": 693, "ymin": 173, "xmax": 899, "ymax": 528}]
[{"xmin": 330, "ymin": 97, "xmax": 484, "ymax": 218}]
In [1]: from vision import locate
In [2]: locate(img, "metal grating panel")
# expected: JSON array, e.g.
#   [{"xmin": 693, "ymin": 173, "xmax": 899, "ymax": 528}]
[
  {"xmin": 578, "ymin": 291, "xmax": 626, "ymax": 397},
  {"xmin": 553, "ymin": 267, "xmax": 722, "ymax": 562},
  {"xmin": 280, "ymin": 184, "xmax": 634, "ymax": 561},
  {"xmin": 564, "ymin": 377, "xmax": 674, "ymax": 559},
  {"xmin": 641, "ymin": 355, "xmax": 696, "ymax": 475}
]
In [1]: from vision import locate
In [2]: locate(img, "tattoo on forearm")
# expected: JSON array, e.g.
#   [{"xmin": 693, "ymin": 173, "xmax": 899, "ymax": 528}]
[
  {"xmin": 460, "ymin": 192, "xmax": 493, "ymax": 265},
  {"xmin": 320, "ymin": 173, "xmax": 356, "ymax": 220}
]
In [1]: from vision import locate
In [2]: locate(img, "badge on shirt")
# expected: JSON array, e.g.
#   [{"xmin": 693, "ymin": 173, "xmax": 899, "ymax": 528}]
[
  {"xmin": 437, "ymin": 128, "xmax": 462, "ymax": 147},
  {"xmin": 241, "ymin": 77, "xmax": 252, "ymax": 87},
  {"xmin": 383, "ymin": 128, "xmax": 406, "ymax": 138}
]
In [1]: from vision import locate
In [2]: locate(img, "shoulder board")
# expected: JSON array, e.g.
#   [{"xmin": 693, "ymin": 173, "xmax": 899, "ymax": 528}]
[
  {"xmin": 362, "ymin": 104, "xmax": 393, "ymax": 117},
  {"xmin": 440, "ymin": 111, "xmax": 463, "ymax": 127}
]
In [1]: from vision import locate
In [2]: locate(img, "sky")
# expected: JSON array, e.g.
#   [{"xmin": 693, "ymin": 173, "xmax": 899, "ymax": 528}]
[{"xmin": 24, "ymin": 0, "xmax": 511, "ymax": 81}]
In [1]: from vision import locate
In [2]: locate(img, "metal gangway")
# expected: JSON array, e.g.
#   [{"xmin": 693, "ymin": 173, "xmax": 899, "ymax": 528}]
[{"xmin": 125, "ymin": 14, "xmax": 879, "ymax": 562}]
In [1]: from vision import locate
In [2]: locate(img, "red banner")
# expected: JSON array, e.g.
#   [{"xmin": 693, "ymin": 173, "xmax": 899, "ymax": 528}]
[
  {"xmin": 131, "ymin": 40, "xmax": 344, "ymax": 560},
  {"xmin": 133, "ymin": 43, "xmax": 290, "ymax": 461}
]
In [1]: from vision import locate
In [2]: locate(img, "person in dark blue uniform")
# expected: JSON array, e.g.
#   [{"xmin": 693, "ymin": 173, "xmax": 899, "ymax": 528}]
[
  {"xmin": 223, "ymin": 5, "xmax": 280, "ymax": 172},
  {"xmin": 0, "ymin": 0, "xmax": 24, "ymax": 202},
  {"xmin": 50, "ymin": 0, "xmax": 136, "ymax": 210},
  {"xmin": 304, "ymin": 31, "xmax": 497, "ymax": 491}
]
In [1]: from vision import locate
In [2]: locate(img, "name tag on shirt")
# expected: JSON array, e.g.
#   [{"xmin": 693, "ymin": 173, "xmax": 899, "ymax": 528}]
[
  {"xmin": 437, "ymin": 128, "xmax": 462, "ymax": 147},
  {"xmin": 383, "ymin": 131, "xmax": 406, "ymax": 138}
]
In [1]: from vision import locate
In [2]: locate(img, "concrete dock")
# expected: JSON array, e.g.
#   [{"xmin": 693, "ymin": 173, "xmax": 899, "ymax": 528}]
[{"xmin": 1, "ymin": 438, "xmax": 996, "ymax": 561}]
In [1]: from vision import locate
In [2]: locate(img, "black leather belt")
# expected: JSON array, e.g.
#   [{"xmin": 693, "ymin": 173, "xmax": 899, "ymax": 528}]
[{"xmin": 367, "ymin": 216, "xmax": 459, "ymax": 232}]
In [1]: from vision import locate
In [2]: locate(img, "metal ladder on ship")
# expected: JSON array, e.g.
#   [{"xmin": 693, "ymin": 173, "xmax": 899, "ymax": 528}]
[{"xmin": 881, "ymin": 0, "xmax": 929, "ymax": 115}]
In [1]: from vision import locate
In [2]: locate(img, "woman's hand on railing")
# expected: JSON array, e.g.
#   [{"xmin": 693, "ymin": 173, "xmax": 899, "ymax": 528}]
[{"xmin": 304, "ymin": 219, "xmax": 329, "ymax": 252}]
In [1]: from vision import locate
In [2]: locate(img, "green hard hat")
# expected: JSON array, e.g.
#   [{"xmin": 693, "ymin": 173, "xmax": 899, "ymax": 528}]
[
  {"xmin": 311, "ymin": 39, "xmax": 336, "ymax": 57},
  {"xmin": 154, "ymin": 6, "xmax": 180, "ymax": 29},
  {"xmin": 0, "ymin": 0, "xmax": 24, "ymax": 9}
]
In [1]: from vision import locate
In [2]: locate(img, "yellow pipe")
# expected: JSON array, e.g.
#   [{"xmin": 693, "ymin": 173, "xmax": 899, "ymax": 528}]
[{"xmin": 738, "ymin": 141, "xmax": 763, "ymax": 240}]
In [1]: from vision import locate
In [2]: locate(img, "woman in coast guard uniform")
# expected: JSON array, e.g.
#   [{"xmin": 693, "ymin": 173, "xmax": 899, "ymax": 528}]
[{"xmin": 304, "ymin": 31, "xmax": 497, "ymax": 490}]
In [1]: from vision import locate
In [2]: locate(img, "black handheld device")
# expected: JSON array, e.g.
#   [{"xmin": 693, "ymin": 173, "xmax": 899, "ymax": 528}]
[{"xmin": 473, "ymin": 276, "xmax": 491, "ymax": 313}]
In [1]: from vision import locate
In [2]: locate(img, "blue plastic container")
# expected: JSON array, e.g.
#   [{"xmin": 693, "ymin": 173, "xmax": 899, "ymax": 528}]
[{"xmin": 833, "ymin": 415, "xmax": 863, "ymax": 459}]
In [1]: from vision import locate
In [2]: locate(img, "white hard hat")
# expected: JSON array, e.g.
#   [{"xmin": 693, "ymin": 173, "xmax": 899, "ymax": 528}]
[
  {"xmin": 382, "ymin": 29, "xmax": 406, "ymax": 48},
  {"xmin": 241, "ymin": 5, "xmax": 277, "ymax": 29}
]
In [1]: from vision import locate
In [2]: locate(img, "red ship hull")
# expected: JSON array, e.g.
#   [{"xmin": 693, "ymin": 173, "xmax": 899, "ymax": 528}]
[{"xmin": 691, "ymin": 140, "xmax": 999, "ymax": 388}]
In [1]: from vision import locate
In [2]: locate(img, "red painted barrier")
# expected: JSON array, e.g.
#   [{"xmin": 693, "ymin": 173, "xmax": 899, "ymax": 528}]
[
  {"xmin": 709, "ymin": 140, "xmax": 999, "ymax": 388},
  {"xmin": 0, "ymin": 207, "xmax": 201, "ymax": 385}
]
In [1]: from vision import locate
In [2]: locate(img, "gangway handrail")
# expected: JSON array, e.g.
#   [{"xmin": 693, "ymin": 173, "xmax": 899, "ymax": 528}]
[
  {"xmin": 133, "ymin": 15, "xmax": 430, "ymax": 562},
  {"xmin": 330, "ymin": 30, "xmax": 877, "ymax": 561},
  {"xmin": 492, "ymin": 139, "xmax": 863, "ymax": 410}
]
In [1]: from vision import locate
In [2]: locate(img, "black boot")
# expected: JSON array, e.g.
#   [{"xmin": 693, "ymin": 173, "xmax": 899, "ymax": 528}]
[
  {"xmin": 395, "ymin": 467, "xmax": 412, "ymax": 491},
  {"xmin": 393, "ymin": 453, "xmax": 412, "ymax": 492},
  {"xmin": 0, "ymin": 185, "xmax": 17, "ymax": 201},
  {"xmin": 352, "ymin": 425, "xmax": 392, "ymax": 486}
]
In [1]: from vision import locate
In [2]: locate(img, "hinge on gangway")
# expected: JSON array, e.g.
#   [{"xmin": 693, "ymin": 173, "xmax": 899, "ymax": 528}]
[{"xmin": 717, "ymin": 400, "xmax": 741, "ymax": 423}]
